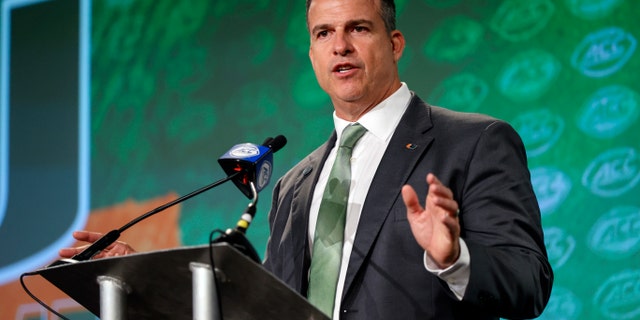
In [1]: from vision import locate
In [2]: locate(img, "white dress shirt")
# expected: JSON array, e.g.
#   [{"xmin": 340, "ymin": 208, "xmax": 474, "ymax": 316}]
[{"xmin": 308, "ymin": 83, "xmax": 470, "ymax": 319}]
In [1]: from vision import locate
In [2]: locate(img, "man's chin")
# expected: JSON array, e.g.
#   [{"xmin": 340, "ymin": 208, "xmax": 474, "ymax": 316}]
[{"xmin": 330, "ymin": 86, "xmax": 364, "ymax": 103}]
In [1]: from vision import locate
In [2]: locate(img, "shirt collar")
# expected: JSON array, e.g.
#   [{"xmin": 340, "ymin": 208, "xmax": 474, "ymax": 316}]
[{"xmin": 333, "ymin": 82, "xmax": 411, "ymax": 142}]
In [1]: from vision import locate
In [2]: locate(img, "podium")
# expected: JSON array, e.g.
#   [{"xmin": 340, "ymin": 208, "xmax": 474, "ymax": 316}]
[{"xmin": 38, "ymin": 243, "xmax": 329, "ymax": 320}]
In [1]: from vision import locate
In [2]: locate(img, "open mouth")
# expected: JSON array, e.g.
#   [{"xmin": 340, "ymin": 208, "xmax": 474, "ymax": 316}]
[{"xmin": 333, "ymin": 63, "xmax": 356, "ymax": 73}]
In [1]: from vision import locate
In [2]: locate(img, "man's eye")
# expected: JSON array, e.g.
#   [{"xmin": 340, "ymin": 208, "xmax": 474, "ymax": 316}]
[
  {"xmin": 317, "ymin": 30, "xmax": 329, "ymax": 38},
  {"xmin": 354, "ymin": 26, "xmax": 367, "ymax": 32}
]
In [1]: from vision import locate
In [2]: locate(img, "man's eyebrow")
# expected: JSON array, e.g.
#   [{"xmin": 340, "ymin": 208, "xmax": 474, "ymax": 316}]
[
  {"xmin": 345, "ymin": 19, "xmax": 373, "ymax": 28},
  {"xmin": 310, "ymin": 19, "xmax": 375, "ymax": 35},
  {"xmin": 311, "ymin": 23, "xmax": 331, "ymax": 35}
]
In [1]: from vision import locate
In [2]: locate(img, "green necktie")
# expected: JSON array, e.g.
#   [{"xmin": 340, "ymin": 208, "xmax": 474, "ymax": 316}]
[{"xmin": 308, "ymin": 123, "xmax": 367, "ymax": 317}]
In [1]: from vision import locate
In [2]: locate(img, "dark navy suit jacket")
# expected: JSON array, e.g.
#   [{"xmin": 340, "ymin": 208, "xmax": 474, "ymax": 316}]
[{"xmin": 263, "ymin": 94, "xmax": 553, "ymax": 319}]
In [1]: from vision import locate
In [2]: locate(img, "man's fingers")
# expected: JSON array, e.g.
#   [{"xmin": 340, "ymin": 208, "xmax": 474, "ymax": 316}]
[
  {"xmin": 427, "ymin": 175, "xmax": 453, "ymax": 198},
  {"xmin": 426, "ymin": 173, "xmax": 458, "ymax": 216},
  {"xmin": 72, "ymin": 230, "xmax": 106, "ymax": 243},
  {"xmin": 58, "ymin": 245, "xmax": 89, "ymax": 258},
  {"xmin": 402, "ymin": 185, "xmax": 423, "ymax": 215},
  {"xmin": 58, "ymin": 248, "xmax": 77, "ymax": 258}
]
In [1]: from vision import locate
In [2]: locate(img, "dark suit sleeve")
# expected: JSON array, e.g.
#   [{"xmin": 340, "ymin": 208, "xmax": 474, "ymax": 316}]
[{"xmin": 457, "ymin": 120, "xmax": 553, "ymax": 318}]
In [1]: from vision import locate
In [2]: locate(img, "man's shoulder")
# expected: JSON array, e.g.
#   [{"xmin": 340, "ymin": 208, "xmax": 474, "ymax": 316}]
[
  {"xmin": 441, "ymin": 108, "xmax": 505, "ymax": 133},
  {"xmin": 429, "ymin": 104, "xmax": 499, "ymax": 124},
  {"xmin": 408, "ymin": 94, "xmax": 506, "ymax": 130},
  {"xmin": 403, "ymin": 96, "xmax": 525, "ymax": 153}
]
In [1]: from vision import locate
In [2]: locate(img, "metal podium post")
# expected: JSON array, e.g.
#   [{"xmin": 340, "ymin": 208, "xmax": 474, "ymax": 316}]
[
  {"xmin": 97, "ymin": 275, "xmax": 130, "ymax": 320},
  {"xmin": 190, "ymin": 262, "xmax": 221, "ymax": 320}
]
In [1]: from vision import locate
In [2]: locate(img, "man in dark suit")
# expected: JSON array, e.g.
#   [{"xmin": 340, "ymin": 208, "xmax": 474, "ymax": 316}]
[
  {"xmin": 61, "ymin": 0, "xmax": 553, "ymax": 318},
  {"xmin": 262, "ymin": 0, "xmax": 553, "ymax": 319}
]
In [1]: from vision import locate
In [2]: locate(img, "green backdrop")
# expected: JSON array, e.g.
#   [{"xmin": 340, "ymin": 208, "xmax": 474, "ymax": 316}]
[{"xmin": 2, "ymin": 0, "xmax": 639, "ymax": 319}]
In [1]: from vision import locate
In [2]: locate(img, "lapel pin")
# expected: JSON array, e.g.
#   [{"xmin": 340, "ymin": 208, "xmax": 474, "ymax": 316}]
[
  {"xmin": 406, "ymin": 143, "xmax": 418, "ymax": 150},
  {"xmin": 302, "ymin": 166, "xmax": 313, "ymax": 177}
]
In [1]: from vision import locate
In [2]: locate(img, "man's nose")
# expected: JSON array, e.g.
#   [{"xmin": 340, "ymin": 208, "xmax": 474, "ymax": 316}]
[{"xmin": 333, "ymin": 31, "xmax": 353, "ymax": 56}]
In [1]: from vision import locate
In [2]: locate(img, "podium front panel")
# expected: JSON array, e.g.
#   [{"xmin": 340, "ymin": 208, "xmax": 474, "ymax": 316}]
[{"xmin": 39, "ymin": 243, "xmax": 329, "ymax": 320}]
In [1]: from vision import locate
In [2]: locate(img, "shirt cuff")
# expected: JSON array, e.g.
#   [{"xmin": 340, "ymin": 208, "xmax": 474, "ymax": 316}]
[{"xmin": 423, "ymin": 238, "xmax": 470, "ymax": 300}]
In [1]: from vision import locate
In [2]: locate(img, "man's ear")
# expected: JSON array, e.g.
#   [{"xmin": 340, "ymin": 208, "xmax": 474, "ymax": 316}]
[{"xmin": 390, "ymin": 30, "xmax": 405, "ymax": 62}]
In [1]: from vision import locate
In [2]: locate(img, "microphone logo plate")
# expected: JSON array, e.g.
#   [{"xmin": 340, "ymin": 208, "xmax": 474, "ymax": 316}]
[
  {"xmin": 257, "ymin": 160, "xmax": 272, "ymax": 191},
  {"xmin": 230, "ymin": 144, "xmax": 261, "ymax": 157}
]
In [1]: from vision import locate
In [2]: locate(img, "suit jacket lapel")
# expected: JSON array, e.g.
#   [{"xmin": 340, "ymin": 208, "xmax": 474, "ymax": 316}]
[
  {"xmin": 342, "ymin": 95, "xmax": 434, "ymax": 297},
  {"xmin": 288, "ymin": 134, "xmax": 336, "ymax": 293}
]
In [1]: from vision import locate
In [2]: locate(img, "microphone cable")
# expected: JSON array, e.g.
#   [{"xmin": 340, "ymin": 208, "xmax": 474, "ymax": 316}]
[{"xmin": 20, "ymin": 271, "xmax": 71, "ymax": 320}]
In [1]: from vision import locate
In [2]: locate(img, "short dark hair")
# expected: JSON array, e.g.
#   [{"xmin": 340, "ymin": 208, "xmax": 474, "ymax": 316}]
[{"xmin": 305, "ymin": 0, "xmax": 397, "ymax": 33}]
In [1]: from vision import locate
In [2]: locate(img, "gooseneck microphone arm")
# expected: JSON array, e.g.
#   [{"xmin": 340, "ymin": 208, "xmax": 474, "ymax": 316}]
[
  {"xmin": 234, "ymin": 181, "xmax": 258, "ymax": 234},
  {"xmin": 68, "ymin": 171, "xmax": 243, "ymax": 263},
  {"xmin": 211, "ymin": 180, "xmax": 262, "ymax": 263}
]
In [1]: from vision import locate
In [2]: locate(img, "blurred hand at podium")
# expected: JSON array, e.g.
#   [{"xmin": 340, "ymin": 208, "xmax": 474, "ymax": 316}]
[{"xmin": 59, "ymin": 230, "xmax": 137, "ymax": 259}]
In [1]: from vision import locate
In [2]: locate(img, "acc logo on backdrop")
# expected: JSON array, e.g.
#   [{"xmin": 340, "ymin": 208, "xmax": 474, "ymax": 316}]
[
  {"xmin": 564, "ymin": 0, "xmax": 625, "ymax": 20},
  {"xmin": 530, "ymin": 167, "xmax": 572, "ymax": 216},
  {"xmin": 582, "ymin": 147, "xmax": 640, "ymax": 197},
  {"xmin": 490, "ymin": 0, "xmax": 555, "ymax": 42},
  {"xmin": 587, "ymin": 206, "xmax": 640, "ymax": 259},
  {"xmin": 428, "ymin": 73, "xmax": 488, "ymax": 112},
  {"xmin": 497, "ymin": 49, "xmax": 561, "ymax": 102},
  {"xmin": 571, "ymin": 26, "xmax": 636, "ymax": 78},
  {"xmin": 544, "ymin": 227, "xmax": 576, "ymax": 270},
  {"xmin": 511, "ymin": 109, "xmax": 564, "ymax": 158},
  {"xmin": 594, "ymin": 269, "xmax": 640, "ymax": 319},
  {"xmin": 423, "ymin": 16, "xmax": 484, "ymax": 62},
  {"xmin": 577, "ymin": 85, "xmax": 640, "ymax": 139},
  {"xmin": 537, "ymin": 286, "xmax": 582, "ymax": 320}
]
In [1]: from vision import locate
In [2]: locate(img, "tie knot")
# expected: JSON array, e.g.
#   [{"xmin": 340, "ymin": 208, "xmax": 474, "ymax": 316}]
[{"xmin": 339, "ymin": 123, "xmax": 367, "ymax": 149}]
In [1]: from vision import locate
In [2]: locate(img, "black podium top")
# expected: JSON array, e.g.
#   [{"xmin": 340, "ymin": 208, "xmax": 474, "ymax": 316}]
[{"xmin": 39, "ymin": 243, "xmax": 328, "ymax": 320}]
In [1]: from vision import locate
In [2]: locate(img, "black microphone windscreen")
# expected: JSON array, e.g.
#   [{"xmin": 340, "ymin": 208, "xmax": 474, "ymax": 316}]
[{"xmin": 269, "ymin": 135, "xmax": 287, "ymax": 153}]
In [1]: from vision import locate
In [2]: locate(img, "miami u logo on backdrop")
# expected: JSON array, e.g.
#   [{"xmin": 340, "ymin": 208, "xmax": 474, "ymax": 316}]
[{"xmin": 0, "ymin": 0, "xmax": 90, "ymax": 285}]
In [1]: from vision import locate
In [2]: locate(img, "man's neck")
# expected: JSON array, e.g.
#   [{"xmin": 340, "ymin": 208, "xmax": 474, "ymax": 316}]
[{"xmin": 332, "ymin": 81, "xmax": 403, "ymax": 121}]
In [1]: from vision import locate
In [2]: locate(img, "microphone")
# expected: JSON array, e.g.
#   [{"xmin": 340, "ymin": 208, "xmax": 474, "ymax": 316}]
[
  {"xmin": 218, "ymin": 135, "xmax": 287, "ymax": 199},
  {"xmin": 51, "ymin": 135, "xmax": 285, "ymax": 265},
  {"xmin": 211, "ymin": 135, "xmax": 287, "ymax": 263},
  {"xmin": 218, "ymin": 135, "xmax": 287, "ymax": 233}
]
